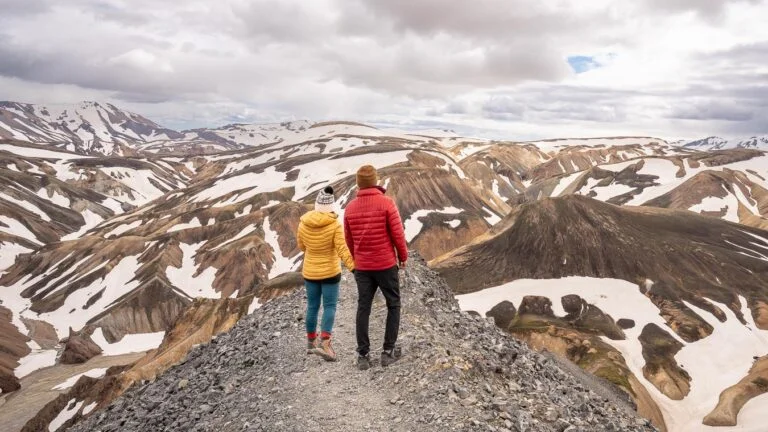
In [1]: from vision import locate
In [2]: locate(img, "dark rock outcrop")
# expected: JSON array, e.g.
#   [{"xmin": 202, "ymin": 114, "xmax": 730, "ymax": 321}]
[
  {"xmin": 618, "ymin": 319, "xmax": 636, "ymax": 329},
  {"xmin": 562, "ymin": 294, "xmax": 583, "ymax": 315},
  {"xmin": 0, "ymin": 305, "xmax": 31, "ymax": 393},
  {"xmin": 21, "ymin": 318, "xmax": 59, "ymax": 349},
  {"xmin": 518, "ymin": 296, "xmax": 555, "ymax": 317},
  {"xmin": 638, "ymin": 324, "xmax": 691, "ymax": 400},
  {"xmin": 564, "ymin": 296, "xmax": 626, "ymax": 340},
  {"xmin": 485, "ymin": 300, "xmax": 517, "ymax": 329},
  {"xmin": 60, "ymin": 328, "xmax": 102, "ymax": 364}
]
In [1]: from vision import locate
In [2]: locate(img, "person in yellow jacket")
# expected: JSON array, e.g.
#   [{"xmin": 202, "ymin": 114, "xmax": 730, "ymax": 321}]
[{"xmin": 296, "ymin": 186, "xmax": 355, "ymax": 361}]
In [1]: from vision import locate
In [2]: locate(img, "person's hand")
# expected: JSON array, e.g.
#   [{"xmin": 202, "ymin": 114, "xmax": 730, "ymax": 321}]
[{"xmin": 398, "ymin": 261, "xmax": 406, "ymax": 269}]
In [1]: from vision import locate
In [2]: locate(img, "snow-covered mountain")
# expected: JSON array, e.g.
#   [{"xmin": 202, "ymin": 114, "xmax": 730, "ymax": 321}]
[
  {"xmin": 682, "ymin": 135, "xmax": 768, "ymax": 151},
  {"xmin": 0, "ymin": 101, "xmax": 182, "ymax": 156},
  {"xmin": 434, "ymin": 196, "xmax": 768, "ymax": 432},
  {"xmin": 0, "ymin": 102, "xmax": 476, "ymax": 157},
  {"xmin": 529, "ymin": 151, "xmax": 768, "ymax": 228},
  {"xmin": 0, "ymin": 121, "xmax": 507, "ymax": 401},
  {"xmin": 2, "ymin": 101, "xmax": 768, "ymax": 432},
  {"xmin": 0, "ymin": 140, "xmax": 190, "ymax": 273}
]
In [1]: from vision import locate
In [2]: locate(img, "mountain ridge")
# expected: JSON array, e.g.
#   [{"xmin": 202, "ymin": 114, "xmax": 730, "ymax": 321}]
[
  {"xmin": 682, "ymin": 135, "xmax": 768, "ymax": 151},
  {"xmin": 62, "ymin": 256, "xmax": 656, "ymax": 432},
  {"xmin": 9, "ymin": 99, "xmax": 767, "ymax": 156},
  {"xmin": 2, "ymin": 99, "xmax": 768, "ymax": 431},
  {"xmin": 433, "ymin": 195, "xmax": 768, "ymax": 431}
]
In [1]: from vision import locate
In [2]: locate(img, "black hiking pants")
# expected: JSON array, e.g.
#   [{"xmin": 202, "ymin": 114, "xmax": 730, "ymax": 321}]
[{"xmin": 355, "ymin": 266, "xmax": 400, "ymax": 356}]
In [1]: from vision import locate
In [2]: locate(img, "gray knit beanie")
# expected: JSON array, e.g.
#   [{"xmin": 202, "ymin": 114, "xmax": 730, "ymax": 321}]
[{"xmin": 315, "ymin": 186, "xmax": 335, "ymax": 212}]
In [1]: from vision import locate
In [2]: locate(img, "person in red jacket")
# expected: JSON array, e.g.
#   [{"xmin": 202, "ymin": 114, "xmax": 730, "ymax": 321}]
[{"xmin": 344, "ymin": 165, "xmax": 408, "ymax": 370}]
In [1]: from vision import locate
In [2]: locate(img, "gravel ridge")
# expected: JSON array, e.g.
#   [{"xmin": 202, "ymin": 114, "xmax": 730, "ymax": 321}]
[{"xmin": 71, "ymin": 254, "xmax": 657, "ymax": 432}]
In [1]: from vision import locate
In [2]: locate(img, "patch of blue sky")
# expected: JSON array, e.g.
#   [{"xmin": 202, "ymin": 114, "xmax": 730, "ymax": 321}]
[{"xmin": 567, "ymin": 55, "xmax": 601, "ymax": 74}]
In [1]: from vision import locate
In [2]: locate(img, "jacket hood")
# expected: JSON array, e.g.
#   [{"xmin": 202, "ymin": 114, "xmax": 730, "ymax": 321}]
[{"xmin": 300, "ymin": 210, "xmax": 338, "ymax": 228}]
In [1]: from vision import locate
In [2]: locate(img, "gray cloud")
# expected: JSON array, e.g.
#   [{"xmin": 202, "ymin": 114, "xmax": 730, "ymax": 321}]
[
  {"xmin": 353, "ymin": 0, "xmax": 602, "ymax": 41},
  {"xmin": 0, "ymin": 39, "xmax": 188, "ymax": 102},
  {"xmin": 670, "ymin": 101, "xmax": 755, "ymax": 121},
  {"xmin": 639, "ymin": 0, "xmax": 764, "ymax": 18},
  {"xmin": 482, "ymin": 97, "xmax": 525, "ymax": 116},
  {"xmin": 0, "ymin": 0, "xmax": 766, "ymax": 140},
  {"xmin": 490, "ymin": 86, "xmax": 631, "ymax": 123},
  {"xmin": 0, "ymin": 0, "xmax": 52, "ymax": 18}
]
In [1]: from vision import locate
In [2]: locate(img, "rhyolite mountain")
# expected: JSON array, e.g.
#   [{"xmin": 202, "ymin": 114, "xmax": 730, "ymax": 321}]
[
  {"xmin": 1, "ymin": 100, "xmax": 767, "ymax": 432},
  {"xmin": 0, "ymin": 102, "xmax": 183, "ymax": 156},
  {"xmin": 433, "ymin": 196, "xmax": 768, "ymax": 431}
]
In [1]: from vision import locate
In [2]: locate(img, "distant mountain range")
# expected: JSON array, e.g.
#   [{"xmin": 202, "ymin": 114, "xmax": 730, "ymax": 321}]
[
  {"xmin": 3, "ymin": 100, "xmax": 766, "ymax": 157},
  {"xmin": 681, "ymin": 135, "xmax": 768, "ymax": 151}
]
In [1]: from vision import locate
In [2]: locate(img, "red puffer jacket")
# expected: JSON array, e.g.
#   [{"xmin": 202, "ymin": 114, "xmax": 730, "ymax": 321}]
[{"xmin": 343, "ymin": 187, "xmax": 408, "ymax": 271}]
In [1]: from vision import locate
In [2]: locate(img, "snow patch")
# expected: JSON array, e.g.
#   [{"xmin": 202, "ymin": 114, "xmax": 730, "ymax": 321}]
[
  {"xmin": 0, "ymin": 191, "xmax": 51, "ymax": 221},
  {"xmin": 92, "ymin": 328, "xmax": 165, "ymax": 356},
  {"xmin": 214, "ymin": 224, "xmax": 259, "ymax": 250},
  {"xmin": 166, "ymin": 242, "xmax": 222, "ymax": 299},
  {"xmin": 248, "ymin": 297, "xmax": 262, "ymax": 314},
  {"xmin": 551, "ymin": 171, "xmax": 584, "ymax": 197},
  {"xmin": 0, "ymin": 242, "xmax": 31, "ymax": 273},
  {"xmin": 15, "ymin": 348, "xmax": 58, "ymax": 378},
  {"xmin": 732, "ymin": 183, "xmax": 760, "ymax": 216},
  {"xmin": 61, "ymin": 210, "xmax": 103, "ymax": 241},
  {"xmin": 82, "ymin": 402, "xmax": 98, "ymax": 415},
  {"xmin": 579, "ymin": 178, "xmax": 636, "ymax": 201},
  {"xmin": 167, "ymin": 217, "xmax": 202, "ymax": 233},
  {"xmin": 0, "ymin": 143, "xmax": 87, "ymax": 160},
  {"xmin": 52, "ymin": 368, "xmax": 109, "ymax": 390},
  {"xmin": 49, "ymin": 399, "xmax": 85, "ymax": 432},
  {"xmin": 106, "ymin": 220, "xmax": 142, "ymax": 237},
  {"xmin": 404, "ymin": 207, "xmax": 464, "ymax": 241},
  {"xmin": 37, "ymin": 188, "xmax": 71, "ymax": 208},
  {"xmin": 27, "ymin": 255, "xmax": 142, "ymax": 338},
  {"xmin": 482, "ymin": 207, "xmax": 502, "ymax": 226},
  {"xmin": 457, "ymin": 277, "xmax": 768, "ymax": 432},
  {"xmin": 689, "ymin": 191, "xmax": 739, "ymax": 222},
  {"xmin": 264, "ymin": 216, "xmax": 300, "ymax": 278}
]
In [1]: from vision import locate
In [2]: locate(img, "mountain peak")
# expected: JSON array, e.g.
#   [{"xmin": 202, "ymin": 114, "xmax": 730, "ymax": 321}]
[{"xmin": 0, "ymin": 100, "xmax": 181, "ymax": 155}]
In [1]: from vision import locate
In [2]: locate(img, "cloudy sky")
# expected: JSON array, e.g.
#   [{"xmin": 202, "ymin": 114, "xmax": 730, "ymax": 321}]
[{"xmin": 0, "ymin": 0, "xmax": 766, "ymax": 140}]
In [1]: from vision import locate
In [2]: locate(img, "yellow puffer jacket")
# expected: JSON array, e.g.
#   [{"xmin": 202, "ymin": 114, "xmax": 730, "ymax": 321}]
[{"xmin": 297, "ymin": 210, "xmax": 355, "ymax": 280}]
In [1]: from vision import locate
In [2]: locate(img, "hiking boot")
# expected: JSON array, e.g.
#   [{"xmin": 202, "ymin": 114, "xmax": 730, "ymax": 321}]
[
  {"xmin": 315, "ymin": 338, "xmax": 337, "ymax": 362},
  {"xmin": 357, "ymin": 354, "xmax": 371, "ymax": 371},
  {"xmin": 307, "ymin": 338, "xmax": 318, "ymax": 354},
  {"xmin": 381, "ymin": 347, "xmax": 402, "ymax": 367}
]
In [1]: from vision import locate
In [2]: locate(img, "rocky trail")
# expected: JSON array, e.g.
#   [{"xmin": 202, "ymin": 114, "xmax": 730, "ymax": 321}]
[{"xmin": 71, "ymin": 255, "xmax": 656, "ymax": 432}]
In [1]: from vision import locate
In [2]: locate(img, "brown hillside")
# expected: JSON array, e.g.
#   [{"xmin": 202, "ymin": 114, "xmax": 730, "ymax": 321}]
[{"xmin": 432, "ymin": 195, "xmax": 768, "ymax": 339}]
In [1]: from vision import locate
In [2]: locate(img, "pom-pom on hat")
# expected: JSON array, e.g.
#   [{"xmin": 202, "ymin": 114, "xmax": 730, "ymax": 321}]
[{"xmin": 315, "ymin": 186, "xmax": 336, "ymax": 213}]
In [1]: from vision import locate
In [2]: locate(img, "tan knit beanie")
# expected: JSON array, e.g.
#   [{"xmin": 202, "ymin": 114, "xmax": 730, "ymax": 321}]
[{"xmin": 356, "ymin": 165, "xmax": 378, "ymax": 189}]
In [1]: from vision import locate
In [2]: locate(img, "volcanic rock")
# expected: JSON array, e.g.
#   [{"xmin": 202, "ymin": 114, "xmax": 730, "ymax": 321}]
[
  {"xmin": 60, "ymin": 328, "xmax": 103, "ymax": 364},
  {"xmin": 485, "ymin": 301, "xmax": 517, "ymax": 329}
]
